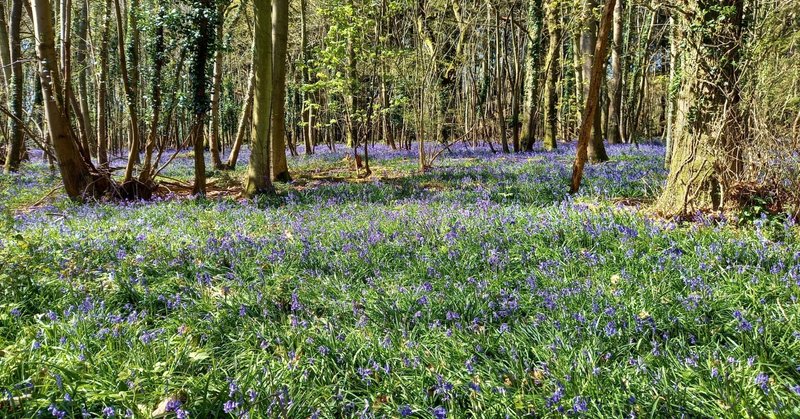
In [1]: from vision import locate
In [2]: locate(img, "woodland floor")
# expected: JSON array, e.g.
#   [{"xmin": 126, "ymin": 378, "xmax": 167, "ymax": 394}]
[{"xmin": 1, "ymin": 143, "xmax": 799, "ymax": 418}]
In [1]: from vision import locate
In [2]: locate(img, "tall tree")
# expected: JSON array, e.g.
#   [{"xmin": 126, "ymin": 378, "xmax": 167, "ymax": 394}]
[
  {"xmin": 190, "ymin": 0, "xmax": 214, "ymax": 196},
  {"xmin": 607, "ymin": 0, "xmax": 624, "ymax": 144},
  {"xmin": 657, "ymin": 0, "xmax": 746, "ymax": 215},
  {"xmin": 209, "ymin": 1, "xmax": 226, "ymax": 169},
  {"xmin": 244, "ymin": 0, "xmax": 274, "ymax": 196},
  {"xmin": 520, "ymin": 0, "xmax": 543, "ymax": 151},
  {"xmin": 31, "ymin": 0, "xmax": 109, "ymax": 199},
  {"xmin": 271, "ymin": 0, "xmax": 290, "ymax": 182},
  {"xmin": 97, "ymin": 0, "xmax": 112, "ymax": 168},
  {"xmin": 571, "ymin": 0, "xmax": 616, "ymax": 193},
  {"xmin": 3, "ymin": 0, "xmax": 25, "ymax": 172},
  {"xmin": 542, "ymin": 0, "xmax": 560, "ymax": 150},
  {"xmin": 579, "ymin": 0, "xmax": 609, "ymax": 163}
]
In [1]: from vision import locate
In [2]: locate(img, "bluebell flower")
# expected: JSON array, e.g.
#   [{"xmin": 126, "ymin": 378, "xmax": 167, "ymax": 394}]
[
  {"xmin": 398, "ymin": 405, "xmax": 413, "ymax": 417},
  {"xmin": 432, "ymin": 406, "xmax": 446, "ymax": 418},
  {"xmin": 102, "ymin": 406, "xmax": 115, "ymax": 418},
  {"xmin": 755, "ymin": 373, "xmax": 770, "ymax": 393},
  {"xmin": 573, "ymin": 396, "xmax": 588, "ymax": 413}
]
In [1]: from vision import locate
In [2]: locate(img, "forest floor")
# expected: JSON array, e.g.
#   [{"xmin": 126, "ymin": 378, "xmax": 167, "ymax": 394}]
[{"xmin": 1, "ymin": 143, "xmax": 799, "ymax": 418}]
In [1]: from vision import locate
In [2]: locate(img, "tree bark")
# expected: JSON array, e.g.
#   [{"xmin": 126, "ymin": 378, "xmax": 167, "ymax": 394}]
[
  {"xmin": 209, "ymin": 2, "xmax": 225, "ymax": 169},
  {"xmin": 521, "ymin": 0, "xmax": 543, "ymax": 151},
  {"xmin": 580, "ymin": 0, "xmax": 608, "ymax": 163},
  {"xmin": 244, "ymin": 0, "xmax": 274, "ymax": 196},
  {"xmin": 97, "ymin": 0, "xmax": 111, "ymax": 168},
  {"xmin": 225, "ymin": 68, "xmax": 254, "ymax": 170},
  {"xmin": 3, "ymin": 0, "xmax": 25, "ymax": 172},
  {"xmin": 115, "ymin": 0, "xmax": 142, "ymax": 183},
  {"xmin": 571, "ymin": 0, "xmax": 616, "ymax": 194},
  {"xmin": 271, "ymin": 0, "xmax": 290, "ymax": 182},
  {"xmin": 657, "ymin": 0, "xmax": 746, "ymax": 216},
  {"xmin": 191, "ymin": 0, "xmax": 213, "ymax": 196},
  {"xmin": 31, "ymin": 0, "xmax": 107, "ymax": 199},
  {"xmin": 542, "ymin": 0, "xmax": 560, "ymax": 150},
  {"xmin": 607, "ymin": 0, "xmax": 624, "ymax": 144}
]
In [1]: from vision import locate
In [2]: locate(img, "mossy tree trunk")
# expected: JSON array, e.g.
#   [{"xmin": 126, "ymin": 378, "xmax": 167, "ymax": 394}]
[
  {"xmin": 542, "ymin": 0, "xmax": 559, "ymax": 150},
  {"xmin": 657, "ymin": 0, "xmax": 746, "ymax": 216}
]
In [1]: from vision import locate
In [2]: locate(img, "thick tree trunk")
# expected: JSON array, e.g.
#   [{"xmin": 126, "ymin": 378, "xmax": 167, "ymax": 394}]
[
  {"xmin": 542, "ymin": 0, "xmax": 560, "ymax": 150},
  {"xmin": 31, "ymin": 0, "xmax": 107, "ymax": 199},
  {"xmin": 521, "ymin": 0, "xmax": 543, "ymax": 151},
  {"xmin": 4, "ymin": 0, "xmax": 25, "ymax": 173},
  {"xmin": 657, "ymin": 0, "xmax": 745, "ymax": 216},
  {"xmin": 271, "ymin": 0, "xmax": 290, "ymax": 182},
  {"xmin": 607, "ymin": 0, "xmax": 624, "ymax": 145},
  {"xmin": 244, "ymin": 0, "xmax": 274, "ymax": 196}
]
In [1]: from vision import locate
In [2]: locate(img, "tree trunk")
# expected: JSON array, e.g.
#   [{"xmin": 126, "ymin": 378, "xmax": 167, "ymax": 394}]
[
  {"xmin": 3, "ymin": 0, "xmax": 25, "ymax": 173},
  {"xmin": 571, "ymin": 0, "xmax": 616, "ymax": 194},
  {"xmin": 657, "ymin": 0, "xmax": 745, "ymax": 216},
  {"xmin": 580, "ymin": 0, "xmax": 608, "ymax": 163},
  {"xmin": 209, "ymin": 2, "xmax": 225, "ymax": 169},
  {"xmin": 115, "ymin": 0, "xmax": 141, "ymax": 183},
  {"xmin": 139, "ymin": 7, "xmax": 165, "ymax": 183},
  {"xmin": 542, "ymin": 0, "xmax": 559, "ymax": 150},
  {"xmin": 271, "ymin": 0, "xmax": 290, "ymax": 182},
  {"xmin": 664, "ymin": 14, "xmax": 679, "ymax": 167},
  {"xmin": 245, "ymin": 0, "xmax": 274, "ymax": 196},
  {"xmin": 226, "ymin": 66, "xmax": 254, "ymax": 170},
  {"xmin": 31, "ymin": 0, "xmax": 107, "ymax": 199},
  {"xmin": 97, "ymin": 0, "xmax": 111, "ymax": 168},
  {"xmin": 191, "ymin": 0, "xmax": 213, "ymax": 196},
  {"xmin": 520, "ymin": 0, "xmax": 542, "ymax": 151},
  {"xmin": 607, "ymin": 0, "xmax": 624, "ymax": 144},
  {"xmin": 76, "ymin": 0, "xmax": 93, "ymax": 154}
]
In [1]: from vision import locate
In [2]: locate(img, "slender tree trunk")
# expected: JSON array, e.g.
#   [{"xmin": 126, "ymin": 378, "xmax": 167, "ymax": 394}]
[
  {"xmin": 571, "ymin": 0, "xmax": 616, "ymax": 193},
  {"xmin": 271, "ymin": 0, "xmax": 290, "ymax": 182},
  {"xmin": 127, "ymin": 0, "xmax": 143, "ymax": 164},
  {"xmin": 76, "ymin": 0, "xmax": 93, "ymax": 154},
  {"xmin": 115, "ymin": 0, "xmax": 141, "ymax": 183},
  {"xmin": 226, "ymin": 64, "xmax": 254, "ymax": 170},
  {"xmin": 0, "ymin": 2, "xmax": 11, "ymax": 89},
  {"xmin": 97, "ymin": 0, "xmax": 111, "ymax": 168},
  {"xmin": 209, "ymin": 2, "xmax": 225, "ymax": 169},
  {"xmin": 245, "ymin": 0, "xmax": 274, "ymax": 196},
  {"xmin": 607, "ymin": 0, "xmax": 624, "ymax": 144},
  {"xmin": 542, "ymin": 0, "xmax": 560, "ymax": 150},
  {"xmin": 139, "ymin": 7, "xmax": 165, "ymax": 183},
  {"xmin": 580, "ymin": 0, "xmax": 608, "ymax": 163},
  {"xmin": 191, "ymin": 0, "xmax": 213, "ymax": 196},
  {"xmin": 664, "ymin": 14, "xmax": 679, "ymax": 167},
  {"xmin": 4, "ymin": 0, "xmax": 25, "ymax": 172}
]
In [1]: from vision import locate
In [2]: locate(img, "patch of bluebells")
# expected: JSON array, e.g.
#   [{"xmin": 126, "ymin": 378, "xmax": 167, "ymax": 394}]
[{"xmin": 2, "ymin": 142, "xmax": 799, "ymax": 417}]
